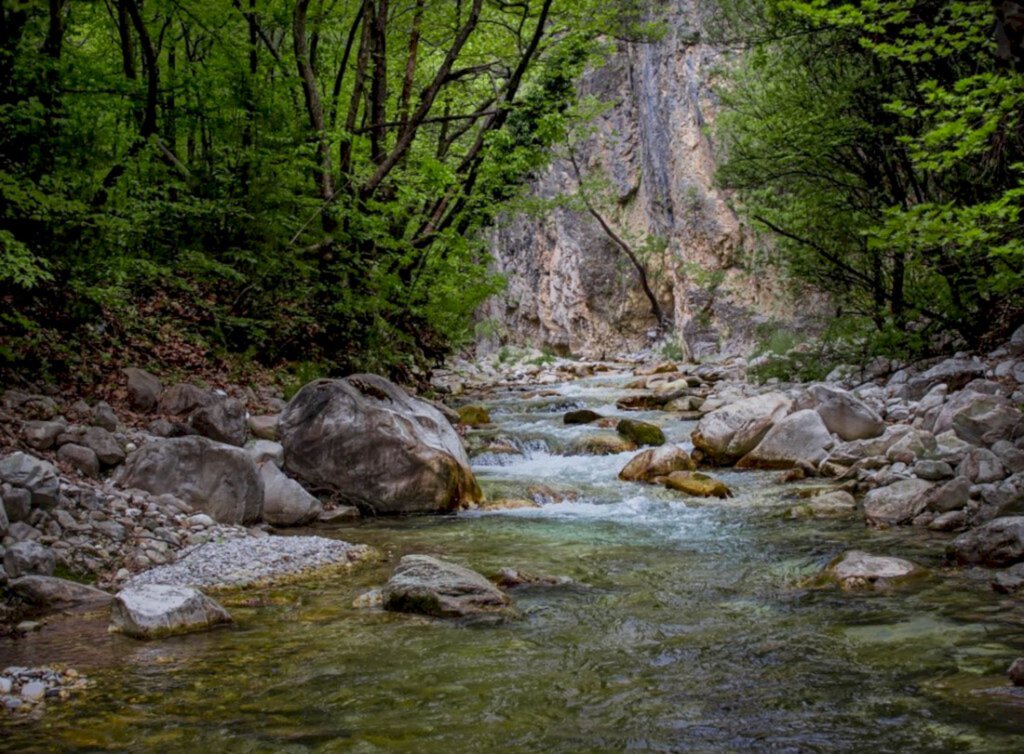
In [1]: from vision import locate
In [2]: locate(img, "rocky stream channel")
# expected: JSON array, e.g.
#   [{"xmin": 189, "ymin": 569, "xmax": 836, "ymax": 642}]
[{"xmin": 3, "ymin": 358, "xmax": 1024, "ymax": 751}]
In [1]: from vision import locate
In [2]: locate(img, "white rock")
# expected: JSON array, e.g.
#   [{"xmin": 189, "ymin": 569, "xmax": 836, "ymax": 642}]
[{"xmin": 110, "ymin": 584, "xmax": 231, "ymax": 639}]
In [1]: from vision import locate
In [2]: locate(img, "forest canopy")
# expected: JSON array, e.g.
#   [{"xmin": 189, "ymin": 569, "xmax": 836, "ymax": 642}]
[{"xmin": 0, "ymin": 0, "xmax": 653, "ymax": 382}]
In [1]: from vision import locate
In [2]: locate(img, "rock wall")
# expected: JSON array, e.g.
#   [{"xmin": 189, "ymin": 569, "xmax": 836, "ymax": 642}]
[{"xmin": 481, "ymin": 0, "xmax": 798, "ymax": 360}]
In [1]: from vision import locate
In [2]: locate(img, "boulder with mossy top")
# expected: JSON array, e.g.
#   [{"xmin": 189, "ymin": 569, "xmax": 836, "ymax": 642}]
[
  {"xmin": 616, "ymin": 419, "xmax": 666, "ymax": 447},
  {"xmin": 457, "ymin": 405, "xmax": 491, "ymax": 426},
  {"xmin": 662, "ymin": 471, "xmax": 732, "ymax": 499},
  {"xmin": 619, "ymin": 446, "xmax": 695, "ymax": 483},
  {"xmin": 568, "ymin": 434, "xmax": 637, "ymax": 456}
]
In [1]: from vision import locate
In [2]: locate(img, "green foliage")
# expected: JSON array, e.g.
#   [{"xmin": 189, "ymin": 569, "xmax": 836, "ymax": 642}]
[
  {"xmin": 0, "ymin": 0, "xmax": 635, "ymax": 382},
  {"xmin": 714, "ymin": 0, "xmax": 1024, "ymax": 356}
]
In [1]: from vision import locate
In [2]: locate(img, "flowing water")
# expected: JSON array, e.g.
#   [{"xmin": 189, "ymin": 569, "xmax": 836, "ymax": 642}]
[{"xmin": 3, "ymin": 375, "xmax": 1024, "ymax": 752}]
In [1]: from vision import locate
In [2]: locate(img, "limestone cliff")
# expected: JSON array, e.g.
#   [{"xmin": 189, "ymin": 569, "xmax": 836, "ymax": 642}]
[{"xmin": 481, "ymin": 0, "xmax": 796, "ymax": 360}]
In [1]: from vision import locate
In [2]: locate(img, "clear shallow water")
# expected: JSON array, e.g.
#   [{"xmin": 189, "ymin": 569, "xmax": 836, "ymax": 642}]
[{"xmin": 3, "ymin": 375, "xmax": 1024, "ymax": 751}]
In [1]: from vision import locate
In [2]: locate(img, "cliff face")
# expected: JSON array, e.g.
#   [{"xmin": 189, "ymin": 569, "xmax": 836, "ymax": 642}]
[{"xmin": 482, "ymin": 0, "xmax": 794, "ymax": 360}]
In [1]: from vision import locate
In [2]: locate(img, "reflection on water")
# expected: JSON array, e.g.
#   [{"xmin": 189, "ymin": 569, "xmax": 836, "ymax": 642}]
[{"xmin": 3, "ymin": 374, "xmax": 1024, "ymax": 751}]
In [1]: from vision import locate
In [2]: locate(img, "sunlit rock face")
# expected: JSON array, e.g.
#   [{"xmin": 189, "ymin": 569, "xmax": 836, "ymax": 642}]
[{"xmin": 482, "ymin": 0, "xmax": 805, "ymax": 360}]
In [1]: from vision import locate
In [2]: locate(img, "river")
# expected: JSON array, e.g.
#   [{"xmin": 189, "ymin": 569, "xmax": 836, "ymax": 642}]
[{"xmin": 2, "ymin": 373, "xmax": 1023, "ymax": 751}]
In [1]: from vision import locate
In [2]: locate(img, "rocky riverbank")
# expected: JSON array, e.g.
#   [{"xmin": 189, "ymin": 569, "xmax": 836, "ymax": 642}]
[{"xmin": 6, "ymin": 334, "xmax": 1024, "ymax": 717}]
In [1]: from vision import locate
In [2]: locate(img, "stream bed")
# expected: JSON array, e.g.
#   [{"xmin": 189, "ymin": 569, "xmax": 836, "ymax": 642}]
[{"xmin": 3, "ymin": 375, "xmax": 1024, "ymax": 751}]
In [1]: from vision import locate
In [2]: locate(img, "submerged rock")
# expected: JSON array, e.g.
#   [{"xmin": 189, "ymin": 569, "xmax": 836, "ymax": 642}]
[
  {"xmin": 494, "ymin": 567, "xmax": 572, "ymax": 589},
  {"xmin": 823, "ymin": 550, "xmax": 924, "ymax": 590},
  {"xmin": 789, "ymin": 490, "xmax": 856, "ymax": 519},
  {"xmin": 616, "ymin": 419, "xmax": 666, "ymax": 447},
  {"xmin": 619, "ymin": 445, "xmax": 695, "ymax": 483},
  {"xmin": 279, "ymin": 375, "xmax": 482, "ymax": 515},
  {"xmin": 568, "ymin": 434, "xmax": 637, "ymax": 456},
  {"xmin": 663, "ymin": 471, "xmax": 732, "ymax": 499},
  {"xmin": 564, "ymin": 409, "xmax": 603, "ymax": 425},
  {"xmin": 110, "ymin": 584, "xmax": 232, "ymax": 639},
  {"xmin": 457, "ymin": 405, "xmax": 491, "ymax": 427},
  {"xmin": 991, "ymin": 563, "xmax": 1024, "ymax": 594},
  {"xmin": 382, "ymin": 555, "xmax": 513, "ymax": 619}
]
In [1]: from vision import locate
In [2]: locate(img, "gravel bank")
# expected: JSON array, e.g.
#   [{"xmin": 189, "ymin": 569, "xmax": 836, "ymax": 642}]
[{"xmin": 126, "ymin": 536, "xmax": 374, "ymax": 589}]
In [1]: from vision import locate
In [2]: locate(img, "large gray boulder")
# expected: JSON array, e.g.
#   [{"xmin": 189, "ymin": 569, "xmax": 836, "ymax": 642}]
[
  {"xmin": 4, "ymin": 541, "xmax": 56, "ymax": 579},
  {"xmin": 947, "ymin": 516, "xmax": 1024, "ymax": 567},
  {"xmin": 863, "ymin": 478, "xmax": 934, "ymax": 527},
  {"xmin": 0, "ymin": 452, "xmax": 59, "ymax": 507},
  {"xmin": 124, "ymin": 368, "xmax": 163, "ymax": 412},
  {"xmin": 259, "ymin": 462, "xmax": 322, "ymax": 527},
  {"xmin": 279, "ymin": 375, "xmax": 482, "ymax": 515},
  {"xmin": 382, "ymin": 555, "xmax": 512, "ymax": 618},
  {"xmin": 188, "ymin": 397, "xmax": 247, "ymax": 446},
  {"xmin": 110, "ymin": 584, "xmax": 232, "ymax": 639},
  {"xmin": 79, "ymin": 426, "xmax": 125, "ymax": 467},
  {"xmin": 158, "ymin": 384, "xmax": 213, "ymax": 416},
  {"xmin": 737, "ymin": 409, "xmax": 833, "ymax": 470},
  {"xmin": 116, "ymin": 437, "xmax": 263, "ymax": 524},
  {"xmin": 691, "ymin": 392, "xmax": 792, "ymax": 465},
  {"xmin": 802, "ymin": 385, "xmax": 884, "ymax": 441}
]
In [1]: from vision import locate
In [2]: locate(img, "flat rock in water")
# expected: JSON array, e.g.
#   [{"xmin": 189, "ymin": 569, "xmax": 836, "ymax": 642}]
[
  {"xmin": 663, "ymin": 471, "xmax": 732, "ymax": 499},
  {"xmin": 825, "ymin": 550, "xmax": 924, "ymax": 590},
  {"xmin": 564, "ymin": 409, "xmax": 603, "ymax": 425},
  {"xmin": 9, "ymin": 576, "xmax": 113, "ymax": 610},
  {"xmin": 110, "ymin": 584, "xmax": 232, "ymax": 639},
  {"xmin": 568, "ymin": 434, "xmax": 637, "ymax": 456},
  {"xmin": 382, "ymin": 554, "xmax": 513, "ymax": 618}
]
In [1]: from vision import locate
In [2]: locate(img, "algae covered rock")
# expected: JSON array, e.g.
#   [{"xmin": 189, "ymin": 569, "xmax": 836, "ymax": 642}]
[
  {"xmin": 619, "ymin": 445, "xmax": 695, "ymax": 483},
  {"xmin": 564, "ymin": 409, "xmax": 603, "ymax": 425},
  {"xmin": 663, "ymin": 471, "xmax": 732, "ymax": 499},
  {"xmin": 279, "ymin": 375, "xmax": 482, "ymax": 515},
  {"xmin": 822, "ymin": 550, "xmax": 924, "ymax": 590},
  {"xmin": 457, "ymin": 405, "xmax": 492, "ymax": 427},
  {"xmin": 382, "ymin": 555, "xmax": 513, "ymax": 619},
  {"xmin": 568, "ymin": 434, "xmax": 637, "ymax": 456},
  {"xmin": 616, "ymin": 419, "xmax": 666, "ymax": 448}
]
